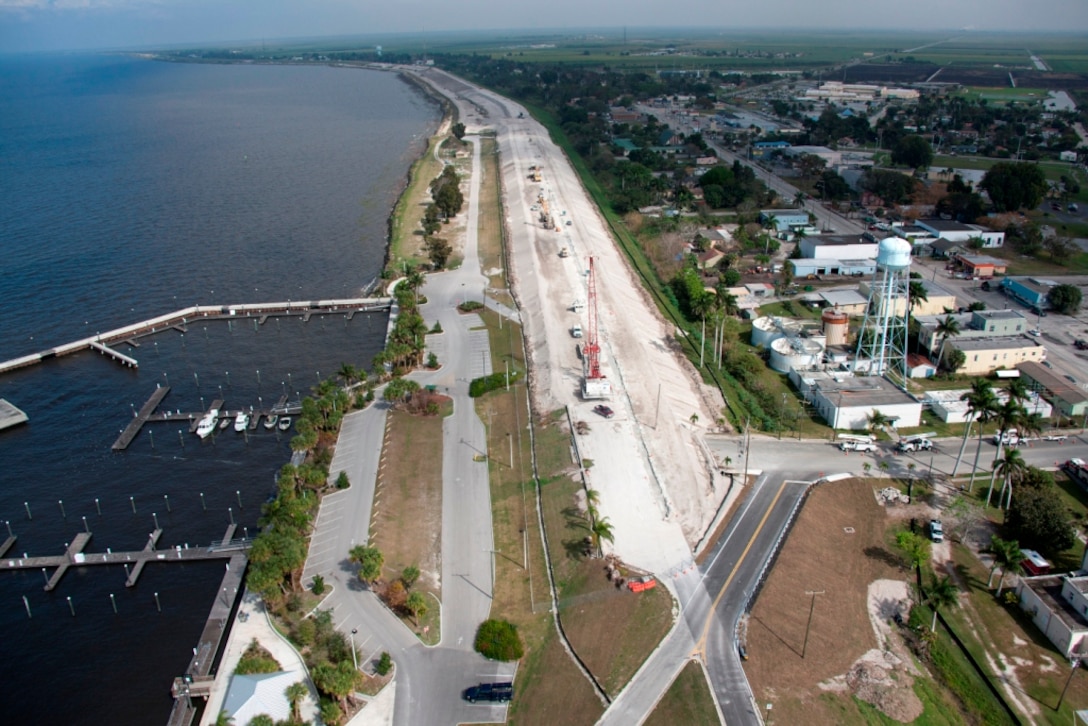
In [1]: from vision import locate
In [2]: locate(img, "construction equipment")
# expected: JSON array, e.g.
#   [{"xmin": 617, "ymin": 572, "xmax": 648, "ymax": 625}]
[
  {"xmin": 581, "ymin": 257, "xmax": 612, "ymax": 399},
  {"xmin": 897, "ymin": 432, "xmax": 936, "ymax": 453},
  {"xmin": 837, "ymin": 433, "xmax": 876, "ymax": 452},
  {"xmin": 529, "ymin": 165, "xmax": 542, "ymax": 182}
]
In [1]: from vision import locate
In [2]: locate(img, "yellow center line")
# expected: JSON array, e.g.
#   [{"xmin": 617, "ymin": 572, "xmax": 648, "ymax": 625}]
[{"xmin": 695, "ymin": 478, "xmax": 789, "ymax": 656}]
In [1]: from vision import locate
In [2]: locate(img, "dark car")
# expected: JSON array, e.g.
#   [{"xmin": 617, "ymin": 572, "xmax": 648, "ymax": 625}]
[
  {"xmin": 463, "ymin": 682, "xmax": 513, "ymax": 703},
  {"xmin": 592, "ymin": 404, "xmax": 615, "ymax": 419}
]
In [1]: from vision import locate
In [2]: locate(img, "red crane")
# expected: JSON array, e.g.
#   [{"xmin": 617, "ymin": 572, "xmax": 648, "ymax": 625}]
[{"xmin": 584, "ymin": 257, "xmax": 602, "ymax": 379}]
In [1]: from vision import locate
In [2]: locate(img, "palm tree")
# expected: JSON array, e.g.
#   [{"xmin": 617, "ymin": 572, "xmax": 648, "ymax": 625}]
[
  {"xmin": 285, "ymin": 681, "xmax": 308, "ymax": 724},
  {"xmin": 404, "ymin": 269, "xmax": 426, "ymax": 304},
  {"xmin": 1006, "ymin": 378, "xmax": 1030, "ymax": 405},
  {"xmin": 589, "ymin": 516, "xmax": 615, "ymax": 558},
  {"xmin": 214, "ymin": 711, "xmax": 235, "ymax": 726},
  {"xmin": 987, "ymin": 536, "xmax": 1023, "ymax": 596},
  {"xmin": 995, "ymin": 552, "xmax": 1023, "ymax": 598},
  {"xmin": 337, "ymin": 363, "xmax": 358, "ymax": 387},
  {"xmin": 934, "ymin": 314, "xmax": 961, "ymax": 369},
  {"xmin": 1019, "ymin": 411, "xmax": 1045, "ymax": 442},
  {"xmin": 866, "ymin": 409, "xmax": 889, "ymax": 436},
  {"xmin": 909, "ymin": 280, "xmax": 928, "ymax": 315},
  {"xmin": 953, "ymin": 379, "xmax": 997, "ymax": 479},
  {"xmin": 995, "ymin": 448, "xmax": 1028, "ymax": 511},
  {"xmin": 926, "ymin": 574, "xmax": 960, "ymax": 632},
  {"xmin": 985, "ymin": 399, "xmax": 1025, "ymax": 507}
]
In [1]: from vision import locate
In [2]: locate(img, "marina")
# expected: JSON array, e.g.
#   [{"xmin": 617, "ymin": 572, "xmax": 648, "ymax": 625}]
[
  {"xmin": 0, "ymin": 297, "xmax": 392, "ymax": 376},
  {"xmin": 112, "ymin": 389, "xmax": 300, "ymax": 451}
]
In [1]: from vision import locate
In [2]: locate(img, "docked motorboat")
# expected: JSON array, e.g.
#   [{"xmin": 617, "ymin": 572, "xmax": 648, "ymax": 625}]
[
  {"xmin": 263, "ymin": 414, "xmax": 278, "ymax": 430},
  {"xmin": 234, "ymin": 412, "xmax": 249, "ymax": 432},
  {"xmin": 277, "ymin": 416, "xmax": 292, "ymax": 431},
  {"xmin": 196, "ymin": 409, "xmax": 219, "ymax": 439},
  {"xmin": 219, "ymin": 417, "xmax": 231, "ymax": 430}
]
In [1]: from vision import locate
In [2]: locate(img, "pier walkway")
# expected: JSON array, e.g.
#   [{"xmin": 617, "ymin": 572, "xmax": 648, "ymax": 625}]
[
  {"xmin": 0, "ymin": 297, "xmax": 392, "ymax": 376},
  {"xmin": 0, "ymin": 525, "xmax": 248, "ymax": 591},
  {"xmin": 112, "ymin": 389, "xmax": 301, "ymax": 451}
]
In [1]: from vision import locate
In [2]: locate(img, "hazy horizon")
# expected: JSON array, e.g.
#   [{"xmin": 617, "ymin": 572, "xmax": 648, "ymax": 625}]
[{"xmin": 1, "ymin": 0, "xmax": 1087, "ymax": 55}]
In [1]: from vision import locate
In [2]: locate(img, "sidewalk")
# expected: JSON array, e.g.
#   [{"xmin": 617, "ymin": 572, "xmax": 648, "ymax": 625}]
[{"xmin": 199, "ymin": 589, "xmax": 319, "ymax": 726}]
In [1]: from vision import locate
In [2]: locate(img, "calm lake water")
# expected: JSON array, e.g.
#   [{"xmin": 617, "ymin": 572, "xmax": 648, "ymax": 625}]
[{"xmin": 0, "ymin": 54, "xmax": 439, "ymax": 724}]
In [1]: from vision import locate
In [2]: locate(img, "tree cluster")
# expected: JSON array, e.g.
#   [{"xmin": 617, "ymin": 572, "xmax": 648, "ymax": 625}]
[{"xmin": 980, "ymin": 162, "xmax": 1047, "ymax": 212}]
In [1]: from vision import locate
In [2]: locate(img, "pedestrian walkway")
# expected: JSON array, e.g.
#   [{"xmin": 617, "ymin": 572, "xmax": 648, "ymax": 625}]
[{"xmin": 199, "ymin": 589, "xmax": 319, "ymax": 726}]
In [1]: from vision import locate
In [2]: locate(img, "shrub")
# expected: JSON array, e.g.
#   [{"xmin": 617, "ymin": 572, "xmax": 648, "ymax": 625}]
[
  {"xmin": 474, "ymin": 619, "xmax": 524, "ymax": 661},
  {"xmin": 430, "ymin": 321, "xmax": 443, "ymax": 333},
  {"xmin": 336, "ymin": 471, "xmax": 350, "ymax": 490},
  {"xmin": 376, "ymin": 652, "xmax": 393, "ymax": 676},
  {"xmin": 427, "ymin": 352, "xmax": 439, "ymax": 369},
  {"xmin": 402, "ymin": 565, "xmax": 420, "ymax": 589},
  {"xmin": 469, "ymin": 370, "xmax": 520, "ymax": 397},
  {"xmin": 458, "ymin": 300, "xmax": 484, "ymax": 312},
  {"xmin": 311, "ymin": 574, "xmax": 326, "ymax": 595}
]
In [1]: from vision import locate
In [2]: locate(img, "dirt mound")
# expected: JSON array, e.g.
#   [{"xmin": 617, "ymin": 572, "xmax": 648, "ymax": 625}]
[{"xmin": 847, "ymin": 652, "xmax": 923, "ymax": 723}]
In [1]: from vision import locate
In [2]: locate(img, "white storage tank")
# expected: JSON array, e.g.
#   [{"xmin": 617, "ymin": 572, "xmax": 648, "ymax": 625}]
[
  {"xmin": 877, "ymin": 236, "xmax": 913, "ymax": 270},
  {"xmin": 751, "ymin": 316, "xmax": 781, "ymax": 347},
  {"xmin": 769, "ymin": 336, "xmax": 824, "ymax": 373}
]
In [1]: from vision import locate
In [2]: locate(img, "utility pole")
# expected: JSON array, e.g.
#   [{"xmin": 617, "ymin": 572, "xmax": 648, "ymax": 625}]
[
  {"xmin": 742, "ymin": 416, "xmax": 752, "ymax": 485},
  {"xmin": 802, "ymin": 590, "xmax": 825, "ymax": 658}
]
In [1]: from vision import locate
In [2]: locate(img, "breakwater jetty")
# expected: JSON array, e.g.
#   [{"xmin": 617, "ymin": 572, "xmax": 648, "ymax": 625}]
[{"xmin": 0, "ymin": 297, "xmax": 392, "ymax": 376}]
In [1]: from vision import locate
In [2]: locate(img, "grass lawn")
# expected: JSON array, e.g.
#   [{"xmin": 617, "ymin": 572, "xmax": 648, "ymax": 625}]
[
  {"xmin": 476, "ymin": 136, "xmax": 512, "ymax": 303},
  {"xmin": 388, "ymin": 123, "xmax": 448, "ymax": 273},
  {"xmin": 369, "ymin": 408, "xmax": 444, "ymax": 644},
  {"xmin": 747, "ymin": 477, "xmax": 988, "ymax": 725},
  {"xmin": 643, "ymin": 660, "xmax": 720, "ymax": 726}
]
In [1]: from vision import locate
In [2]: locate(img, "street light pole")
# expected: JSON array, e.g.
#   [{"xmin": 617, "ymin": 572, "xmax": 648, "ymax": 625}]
[{"xmin": 350, "ymin": 628, "xmax": 359, "ymax": 671}]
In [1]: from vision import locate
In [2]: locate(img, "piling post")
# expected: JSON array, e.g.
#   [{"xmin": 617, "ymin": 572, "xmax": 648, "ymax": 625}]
[
  {"xmin": 24, "ymin": 502, "xmax": 31, "ymax": 520},
  {"xmin": 82, "ymin": 516, "xmax": 89, "ymax": 534},
  {"xmin": 164, "ymin": 494, "xmax": 171, "ymax": 512},
  {"xmin": 200, "ymin": 492, "xmax": 206, "ymax": 511},
  {"xmin": 58, "ymin": 500, "xmax": 65, "ymax": 518},
  {"xmin": 67, "ymin": 596, "xmax": 75, "ymax": 617},
  {"xmin": 95, "ymin": 498, "xmax": 101, "ymax": 516},
  {"xmin": 236, "ymin": 490, "xmax": 242, "ymax": 509},
  {"xmin": 154, "ymin": 592, "xmax": 161, "ymax": 612},
  {"xmin": 130, "ymin": 496, "xmax": 136, "ymax": 514},
  {"xmin": 22, "ymin": 595, "xmax": 31, "ymax": 619}
]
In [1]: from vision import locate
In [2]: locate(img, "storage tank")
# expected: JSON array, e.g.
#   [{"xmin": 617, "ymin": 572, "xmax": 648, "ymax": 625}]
[
  {"xmin": 751, "ymin": 316, "xmax": 780, "ymax": 347},
  {"xmin": 877, "ymin": 236, "xmax": 913, "ymax": 270},
  {"xmin": 769, "ymin": 337, "xmax": 824, "ymax": 373},
  {"xmin": 822, "ymin": 308, "xmax": 849, "ymax": 346}
]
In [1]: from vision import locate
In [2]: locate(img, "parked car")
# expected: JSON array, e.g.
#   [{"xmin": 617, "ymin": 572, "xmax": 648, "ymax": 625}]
[
  {"xmin": 570, "ymin": 324, "xmax": 583, "ymax": 338},
  {"xmin": 929, "ymin": 519, "xmax": 944, "ymax": 543},
  {"xmin": 898, "ymin": 438, "xmax": 933, "ymax": 453},
  {"xmin": 592, "ymin": 404, "xmax": 614, "ymax": 419},
  {"xmin": 463, "ymin": 682, "xmax": 514, "ymax": 703}
]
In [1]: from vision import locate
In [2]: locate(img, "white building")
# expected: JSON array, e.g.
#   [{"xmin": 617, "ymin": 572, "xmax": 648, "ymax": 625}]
[
  {"xmin": 923, "ymin": 387, "xmax": 1052, "ymax": 424},
  {"xmin": 799, "ymin": 234, "xmax": 879, "ymax": 260},
  {"xmin": 915, "ymin": 219, "xmax": 1005, "ymax": 248},
  {"xmin": 790, "ymin": 370, "xmax": 922, "ymax": 430},
  {"xmin": 1017, "ymin": 553, "xmax": 1088, "ymax": 658}
]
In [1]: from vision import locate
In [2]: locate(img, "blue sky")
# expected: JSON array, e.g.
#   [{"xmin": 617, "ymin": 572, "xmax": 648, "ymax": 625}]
[{"xmin": 1, "ymin": 0, "xmax": 1086, "ymax": 54}]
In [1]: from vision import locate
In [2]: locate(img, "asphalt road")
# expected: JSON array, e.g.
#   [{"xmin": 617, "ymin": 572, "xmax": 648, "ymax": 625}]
[{"xmin": 296, "ymin": 131, "xmax": 517, "ymax": 726}]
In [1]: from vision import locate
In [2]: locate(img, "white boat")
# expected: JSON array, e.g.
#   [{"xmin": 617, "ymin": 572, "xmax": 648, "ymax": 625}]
[
  {"xmin": 219, "ymin": 417, "xmax": 231, "ymax": 430},
  {"xmin": 277, "ymin": 416, "xmax": 292, "ymax": 431},
  {"xmin": 263, "ymin": 414, "xmax": 278, "ymax": 430},
  {"xmin": 234, "ymin": 412, "xmax": 250, "ymax": 432},
  {"xmin": 196, "ymin": 409, "xmax": 219, "ymax": 439}
]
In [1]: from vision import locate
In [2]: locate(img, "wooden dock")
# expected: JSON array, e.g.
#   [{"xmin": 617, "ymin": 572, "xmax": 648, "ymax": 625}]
[
  {"xmin": 0, "ymin": 525, "xmax": 249, "ymax": 591},
  {"xmin": 0, "ymin": 297, "xmax": 393, "ymax": 376},
  {"xmin": 167, "ymin": 550, "xmax": 248, "ymax": 726},
  {"xmin": 112, "ymin": 386, "xmax": 171, "ymax": 450}
]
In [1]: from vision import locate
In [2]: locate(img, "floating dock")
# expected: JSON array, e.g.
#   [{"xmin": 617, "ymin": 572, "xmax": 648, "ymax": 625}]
[
  {"xmin": 0, "ymin": 297, "xmax": 393, "ymax": 376},
  {"xmin": 0, "ymin": 525, "xmax": 248, "ymax": 591},
  {"xmin": 0, "ymin": 399, "xmax": 29, "ymax": 432}
]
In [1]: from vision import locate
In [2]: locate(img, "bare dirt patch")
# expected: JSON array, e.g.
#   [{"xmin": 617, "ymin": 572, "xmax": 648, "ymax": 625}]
[{"xmin": 745, "ymin": 478, "xmax": 915, "ymax": 723}]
